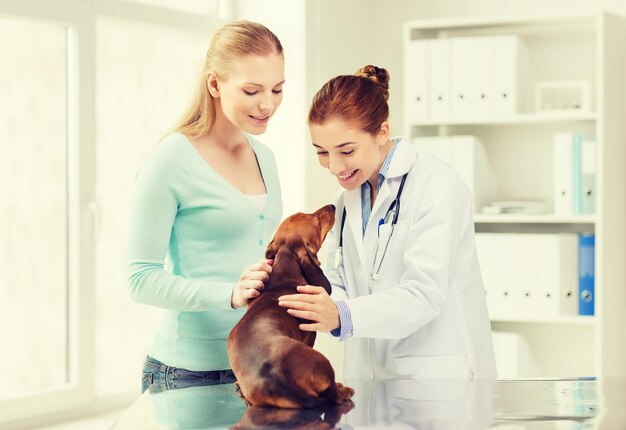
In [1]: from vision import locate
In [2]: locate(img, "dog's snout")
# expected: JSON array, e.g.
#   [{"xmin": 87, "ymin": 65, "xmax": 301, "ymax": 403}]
[{"xmin": 326, "ymin": 204, "xmax": 336, "ymax": 212}]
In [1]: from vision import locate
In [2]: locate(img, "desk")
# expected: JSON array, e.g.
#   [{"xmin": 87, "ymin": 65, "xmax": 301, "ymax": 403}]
[{"xmin": 111, "ymin": 378, "xmax": 626, "ymax": 429}]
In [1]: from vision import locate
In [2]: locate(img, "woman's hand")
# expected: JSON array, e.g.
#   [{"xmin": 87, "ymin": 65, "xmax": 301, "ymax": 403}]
[
  {"xmin": 231, "ymin": 258, "xmax": 273, "ymax": 308},
  {"xmin": 278, "ymin": 285, "xmax": 339, "ymax": 332}
]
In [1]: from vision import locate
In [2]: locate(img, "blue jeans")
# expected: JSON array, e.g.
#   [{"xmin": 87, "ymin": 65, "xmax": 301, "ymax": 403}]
[{"xmin": 141, "ymin": 355, "xmax": 236, "ymax": 393}]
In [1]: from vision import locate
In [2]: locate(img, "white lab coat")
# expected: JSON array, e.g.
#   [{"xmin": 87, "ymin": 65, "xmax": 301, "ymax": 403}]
[{"xmin": 326, "ymin": 137, "xmax": 496, "ymax": 380}]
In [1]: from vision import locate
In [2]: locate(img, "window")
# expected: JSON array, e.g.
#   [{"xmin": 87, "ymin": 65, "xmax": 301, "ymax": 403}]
[
  {"xmin": 0, "ymin": 0, "xmax": 221, "ymax": 424},
  {"xmin": 0, "ymin": 15, "xmax": 69, "ymax": 400}
]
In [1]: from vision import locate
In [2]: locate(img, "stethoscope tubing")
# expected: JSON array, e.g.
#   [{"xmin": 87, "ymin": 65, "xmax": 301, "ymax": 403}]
[{"xmin": 337, "ymin": 173, "xmax": 409, "ymax": 280}]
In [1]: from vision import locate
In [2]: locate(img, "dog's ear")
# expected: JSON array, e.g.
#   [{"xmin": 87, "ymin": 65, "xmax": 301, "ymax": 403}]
[
  {"xmin": 297, "ymin": 244, "xmax": 332, "ymax": 294},
  {"xmin": 265, "ymin": 240, "xmax": 277, "ymax": 259}
]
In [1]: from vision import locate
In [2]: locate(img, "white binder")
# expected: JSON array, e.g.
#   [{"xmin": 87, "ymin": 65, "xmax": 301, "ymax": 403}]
[
  {"xmin": 449, "ymin": 36, "xmax": 493, "ymax": 119},
  {"xmin": 553, "ymin": 132, "xmax": 574, "ymax": 215},
  {"xmin": 513, "ymin": 234, "xmax": 539, "ymax": 318},
  {"xmin": 428, "ymin": 38, "xmax": 451, "ymax": 120},
  {"xmin": 493, "ymin": 234, "xmax": 518, "ymax": 318},
  {"xmin": 404, "ymin": 39, "xmax": 430, "ymax": 123},
  {"xmin": 537, "ymin": 234, "xmax": 578, "ymax": 317},
  {"xmin": 581, "ymin": 139, "xmax": 596, "ymax": 214},
  {"xmin": 491, "ymin": 35, "xmax": 526, "ymax": 116},
  {"xmin": 477, "ymin": 233, "xmax": 578, "ymax": 319}
]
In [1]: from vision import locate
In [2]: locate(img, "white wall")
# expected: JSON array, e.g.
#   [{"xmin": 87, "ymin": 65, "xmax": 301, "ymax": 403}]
[
  {"xmin": 235, "ymin": 0, "xmax": 308, "ymax": 216},
  {"xmin": 304, "ymin": 0, "xmax": 379, "ymax": 212}
]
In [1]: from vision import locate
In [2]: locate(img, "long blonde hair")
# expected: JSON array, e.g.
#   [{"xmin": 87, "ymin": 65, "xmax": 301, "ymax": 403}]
[{"xmin": 176, "ymin": 20, "xmax": 283, "ymax": 137}]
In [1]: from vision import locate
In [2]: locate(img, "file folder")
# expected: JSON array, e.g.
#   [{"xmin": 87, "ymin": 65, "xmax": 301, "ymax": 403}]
[
  {"xmin": 572, "ymin": 133, "xmax": 583, "ymax": 214},
  {"xmin": 404, "ymin": 39, "xmax": 430, "ymax": 122},
  {"xmin": 450, "ymin": 37, "xmax": 491, "ymax": 119},
  {"xmin": 492, "ymin": 35, "xmax": 526, "ymax": 116},
  {"xmin": 553, "ymin": 132, "xmax": 574, "ymax": 215},
  {"xmin": 428, "ymin": 38, "xmax": 451, "ymax": 120},
  {"xmin": 581, "ymin": 139, "xmax": 596, "ymax": 214},
  {"xmin": 578, "ymin": 233, "xmax": 595, "ymax": 316}
]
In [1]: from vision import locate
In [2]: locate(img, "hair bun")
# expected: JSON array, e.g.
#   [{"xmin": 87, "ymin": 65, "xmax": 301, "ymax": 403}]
[{"xmin": 355, "ymin": 65, "xmax": 390, "ymax": 100}]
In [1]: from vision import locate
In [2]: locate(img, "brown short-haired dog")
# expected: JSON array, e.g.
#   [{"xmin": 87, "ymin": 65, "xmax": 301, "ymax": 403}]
[{"xmin": 227, "ymin": 204, "xmax": 354, "ymax": 408}]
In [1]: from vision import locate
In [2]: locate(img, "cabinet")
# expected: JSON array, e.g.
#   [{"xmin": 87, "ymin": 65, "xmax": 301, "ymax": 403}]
[{"xmin": 403, "ymin": 12, "xmax": 626, "ymax": 378}]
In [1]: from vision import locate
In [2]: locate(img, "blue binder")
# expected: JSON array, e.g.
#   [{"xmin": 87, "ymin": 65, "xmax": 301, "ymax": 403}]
[{"xmin": 578, "ymin": 233, "xmax": 595, "ymax": 316}]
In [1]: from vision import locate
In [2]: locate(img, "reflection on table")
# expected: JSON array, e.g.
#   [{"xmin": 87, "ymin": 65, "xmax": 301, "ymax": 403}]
[{"xmin": 111, "ymin": 377, "xmax": 626, "ymax": 429}]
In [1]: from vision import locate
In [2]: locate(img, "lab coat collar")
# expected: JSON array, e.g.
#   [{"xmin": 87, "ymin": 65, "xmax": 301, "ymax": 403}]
[
  {"xmin": 342, "ymin": 137, "xmax": 416, "ymax": 263},
  {"xmin": 370, "ymin": 137, "xmax": 416, "ymax": 217},
  {"xmin": 384, "ymin": 137, "xmax": 416, "ymax": 179}
]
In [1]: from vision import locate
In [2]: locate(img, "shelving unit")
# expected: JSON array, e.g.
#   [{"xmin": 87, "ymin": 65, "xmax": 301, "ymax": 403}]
[{"xmin": 403, "ymin": 11, "xmax": 626, "ymax": 378}]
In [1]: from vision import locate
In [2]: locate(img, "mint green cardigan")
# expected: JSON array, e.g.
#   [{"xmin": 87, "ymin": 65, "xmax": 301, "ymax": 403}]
[{"xmin": 127, "ymin": 132, "xmax": 282, "ymax": 371}]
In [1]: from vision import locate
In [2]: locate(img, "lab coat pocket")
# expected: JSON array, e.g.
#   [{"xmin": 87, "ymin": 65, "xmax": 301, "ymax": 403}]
[{"xmin": 394, "ymin": 355, "xmax": 472, "ymax": 379}]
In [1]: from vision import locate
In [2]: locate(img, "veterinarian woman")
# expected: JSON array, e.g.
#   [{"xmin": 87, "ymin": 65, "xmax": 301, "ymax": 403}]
[
  {"xmin": 127, "ymin": 21, "xmax": 284, "ymax": 393},
  {"xmin": 278, "ymin": 65, "xmax": 496, "ymax": 379}
]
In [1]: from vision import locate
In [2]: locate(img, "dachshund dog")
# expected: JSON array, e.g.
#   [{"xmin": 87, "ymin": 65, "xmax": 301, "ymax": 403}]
[{"xmin": 227, "ymin": 204, "xmax": 354, "ymax": 408}]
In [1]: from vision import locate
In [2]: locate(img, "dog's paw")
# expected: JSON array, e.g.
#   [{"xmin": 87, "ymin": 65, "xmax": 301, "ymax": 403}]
[{"xmin": 336, "ymin": 382, "xmax": 355, "ymax": 400}]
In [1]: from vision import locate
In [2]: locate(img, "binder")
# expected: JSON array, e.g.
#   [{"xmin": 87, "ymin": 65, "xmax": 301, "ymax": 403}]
[
  {"xmin": 404, "ymin": 39, "xmax": 430, "ymax": 122},
  {"xmin": 572, "ymin": 133, "xmax": 583, "ymax": 214},
  {"xmin": 493, "ymin": 234, "xmax": 518, "ymax": 318},
  {"xmin": 476, "ymin": 233, "xmax": 578, "ymax": 319},
  {"xmin": 514, "ymin": 234, "xmax": 538, "ymax": 318},
  {"xmin": 449, "ymin": 135, "xmax": 496, "ymax": 211},
  {"xmin": 578, "ymin": 233, "xmax": 595, "ymax": 316},
  {"xmin": 450, "ymin": 37, "xmax": 491, "ymax": 119},
  {"xmin": 581, "ymin": 139, "xmax": 596, "ymax": 214},
  {"xmin": 491, "ymin": 35, "xmax": 526, "ymax": 116},
  {"xmin": 553, "ymin": 132, "xmax": 574, "ymax": 215},
  {"xmin": 538, "ymin": 234, "xmax": 578, "ymax": 317},
  {"xmin": 428, "ymin": 38, "xmax": 451, "ymax": 120}
]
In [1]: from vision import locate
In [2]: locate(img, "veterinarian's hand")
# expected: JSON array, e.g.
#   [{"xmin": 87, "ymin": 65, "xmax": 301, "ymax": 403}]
[
  {"xmin": 277, "ymin": 285, "xmax": 340, "ymax": 332},
  {"xmin": 231, "ymin": 258, "xmax": 274, "ymax": 308}
]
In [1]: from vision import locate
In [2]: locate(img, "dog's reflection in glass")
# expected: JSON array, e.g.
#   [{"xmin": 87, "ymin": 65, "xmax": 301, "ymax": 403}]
[{"xmin": 231, "ymin": 400, "xmax": 354, "ymax": 429}]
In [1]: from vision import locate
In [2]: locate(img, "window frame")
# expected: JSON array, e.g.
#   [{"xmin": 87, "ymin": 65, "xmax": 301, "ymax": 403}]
[{"xmin": 0, "ymin": 0, "xmax": 224, "ymax": 425}]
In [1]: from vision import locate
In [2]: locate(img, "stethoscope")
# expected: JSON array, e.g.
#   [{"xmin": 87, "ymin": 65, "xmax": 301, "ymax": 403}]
[{"xmin": 336, "ymin": 173, "xmax": 408, "ymax": 281}]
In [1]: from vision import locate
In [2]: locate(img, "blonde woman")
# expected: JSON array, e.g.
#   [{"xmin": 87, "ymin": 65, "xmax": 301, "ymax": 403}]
[{"xmin": 127, "ymin": 21, "xmax": 285, "ymax": 393}]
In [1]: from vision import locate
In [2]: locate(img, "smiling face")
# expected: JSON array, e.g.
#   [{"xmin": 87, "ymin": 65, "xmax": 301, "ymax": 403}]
[
  {"xmin": 310, "ymin": 118, "xmax": 390, "ymax": 190},
  {"xmin": 210, "ymin": 52, "xmax": 285, "ymax": 135}
]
